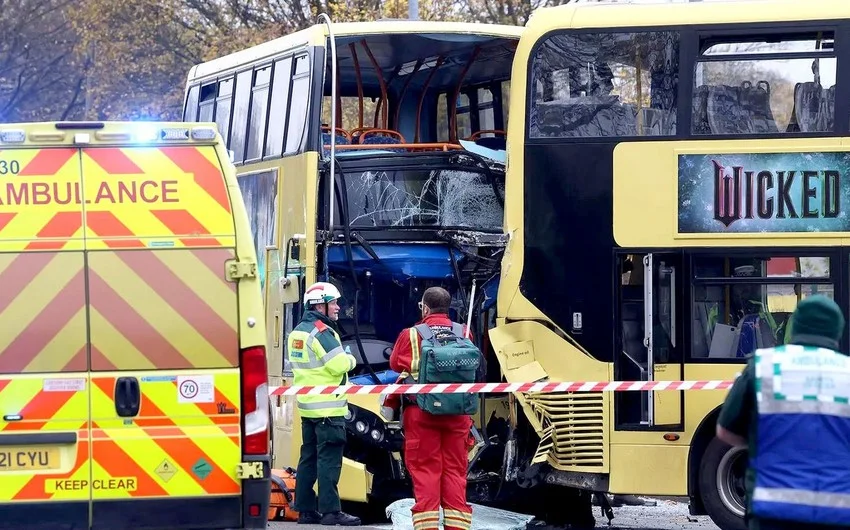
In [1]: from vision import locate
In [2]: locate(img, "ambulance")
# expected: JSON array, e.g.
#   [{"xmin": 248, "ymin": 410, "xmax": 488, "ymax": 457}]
[{"xmin": 0, "ymin": 121, "xmax": 270, "ymax": 529}]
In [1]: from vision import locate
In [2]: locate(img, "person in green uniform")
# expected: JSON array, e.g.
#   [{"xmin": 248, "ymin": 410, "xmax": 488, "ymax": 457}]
[
  {"xmin": 717, "ymin": 295, "xmax": 850, "ymax": 530},
  {"xmin": 288, "ymin": 281, "xmax": 361, "ymax": 526}
]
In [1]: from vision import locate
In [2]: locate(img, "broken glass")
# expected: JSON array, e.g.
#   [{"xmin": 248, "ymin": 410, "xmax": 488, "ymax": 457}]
[{"xmin": 342, "ymin": 168, "xmax": 504, "ymax": 231}]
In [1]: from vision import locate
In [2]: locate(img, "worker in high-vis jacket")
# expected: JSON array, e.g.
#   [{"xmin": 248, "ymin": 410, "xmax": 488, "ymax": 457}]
[
  {"xmin": 288, "ymin": 281, "xmax": 361, "ymax": 527},
  {"xmin": 717, "ymin": 295, "xmax": 850, "ymax": 530}
]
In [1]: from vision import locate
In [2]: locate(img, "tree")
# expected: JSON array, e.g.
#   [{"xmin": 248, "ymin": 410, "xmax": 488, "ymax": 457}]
[{"xmin": 0, "ymin": 0, "xmax": 88, "ymax": 122}]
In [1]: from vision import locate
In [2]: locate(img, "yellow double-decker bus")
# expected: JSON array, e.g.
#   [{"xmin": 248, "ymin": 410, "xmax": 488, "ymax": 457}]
[
  {"xmin": 182, "ymin": 18, "xmax": 521, "ymax": 518},
  {"xmin": 489, "ymin": 0, "xmax": 848, "ymax": 529}
]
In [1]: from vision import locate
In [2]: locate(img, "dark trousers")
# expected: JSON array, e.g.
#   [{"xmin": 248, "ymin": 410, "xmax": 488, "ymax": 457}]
[{"xmin": 294, "ymin": 416, "xmax": 347, "ymax": 514}]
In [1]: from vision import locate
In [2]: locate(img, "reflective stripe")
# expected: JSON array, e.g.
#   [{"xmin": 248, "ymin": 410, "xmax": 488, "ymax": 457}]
[
  {"xmin": 757, "ymin": 347, "xmax": 850, "ymax": 417},
  {"xmin": 444, "ymin": 508, "xmax": 472, "ymax": 530},
  {"xmin": 412, "ymin": 510, "xmax": 440, "ymax": 530},
  {"xmin": 754, "ymin": 487, "xmax": 850, "ymax": 509},
  {"xmin": 292, "ymin": 331, "xmax": 346, "ymax": 370},
  {"xmin": 410, "ymin": 327, "xmax": 421, "ymax": 379},
  {"xmin": 297, "ymin": 399, "xmax": 348, "ymax": 411},
  {"xmin": 759, "ymin": 399, "xmax": 850, "ymax": 417}
]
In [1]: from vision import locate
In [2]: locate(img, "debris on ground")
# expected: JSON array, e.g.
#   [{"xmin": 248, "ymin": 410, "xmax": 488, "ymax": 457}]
[{"xmin": 385, "ymin": 498, "xmax": 535, "ymax": 530}]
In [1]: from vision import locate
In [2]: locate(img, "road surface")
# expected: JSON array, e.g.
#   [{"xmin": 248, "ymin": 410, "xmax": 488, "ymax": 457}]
[{"xmin": 267, "ymin": 498, "xmax": 721, "ymax": 529}]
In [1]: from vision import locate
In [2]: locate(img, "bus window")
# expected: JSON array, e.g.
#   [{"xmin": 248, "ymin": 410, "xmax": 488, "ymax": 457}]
[
  {"xmin": 198, "ymin": 83, "xmax": 216, "ymax": 122},
  {"xmin": 501, "ymin": 80, "xmax": 510, "ymax": 129},
  {"xmin": 456, "ymin": 93, "xmax": 472, "ymax": 139},
  {"xmin": 690, "ymin": 255, "xmax": 833, "ymax": 360},
  {"xmin": 692, "ymin": 33, "xmax": 836, "ymax": 135},
  {"xmin": 215, "ymin": 78, "xmax": 234, "ymax": 144},
  {"xmin": 529, "ymin": 31, "xmax": 679, "ymax": 138},
  {"xmin": 266, "ymin": 57, "xmax": 293, "ymax": 158},
  {"xmin": 184, "ymin": 85, "xmax": 200, "ymax": 122},
  {"xmin": 230, "ymin": 69, "xmax": 253, "ymax": 163},
  {"xmin": 338, "ymin": 165, "xmax": 504, "ymax": 232},
  {"xmin": 247, "ymin": 65, "xmax": 272, "ymax": 162},
  {"xmin": 284, "ymin": 54, "xmax": 310, "ymax": 155}
]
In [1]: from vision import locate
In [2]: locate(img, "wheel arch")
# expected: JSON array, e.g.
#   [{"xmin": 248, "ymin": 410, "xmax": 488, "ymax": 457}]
[{"xmin": 687, "ymin": 404, "xmax": 723, "ymax": 515}]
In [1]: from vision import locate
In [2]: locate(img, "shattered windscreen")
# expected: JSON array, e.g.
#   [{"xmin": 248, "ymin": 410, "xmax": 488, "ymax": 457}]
[{"xmin": 342, "ymin": 168, "xmax": 504, "ymax": 231}]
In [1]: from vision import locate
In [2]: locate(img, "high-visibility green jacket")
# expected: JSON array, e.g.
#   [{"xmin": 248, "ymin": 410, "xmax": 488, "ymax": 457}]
[{"xmin": 288, "ymin": 310, "xmax": 357, "ymax": 418}]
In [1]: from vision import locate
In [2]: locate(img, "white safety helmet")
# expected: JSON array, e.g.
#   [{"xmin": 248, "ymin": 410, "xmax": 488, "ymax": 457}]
[{"xmin": 303, "ymin": 281, "xmax": 342, "ymax": 308}]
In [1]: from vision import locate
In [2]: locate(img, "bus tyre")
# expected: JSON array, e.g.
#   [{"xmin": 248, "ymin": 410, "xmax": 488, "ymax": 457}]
[{"xmin": 698, "ymin": 436, "xmax": 747, "ymax": 530}]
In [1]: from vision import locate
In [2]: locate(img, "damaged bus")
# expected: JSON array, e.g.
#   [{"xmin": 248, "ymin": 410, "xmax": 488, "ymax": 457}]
[
  {"xmin": 182, "ymin": 18, "xmax": 520, "ymax": 517},
  {"xmin": 492, "ymin": 1, "xmax": 850, "ymax": 530}
]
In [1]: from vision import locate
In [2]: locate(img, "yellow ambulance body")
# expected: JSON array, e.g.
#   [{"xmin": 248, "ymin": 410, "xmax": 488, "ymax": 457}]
[{"xmin": 0, "ymin": 121, "xmax": 270, "ymax": 530}]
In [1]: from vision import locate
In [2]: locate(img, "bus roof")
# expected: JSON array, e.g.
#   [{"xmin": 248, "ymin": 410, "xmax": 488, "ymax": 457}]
[
  {"xmin": 526, "ymin": 0, "xmax": 850, "ymax": 34},
  {"xmin": 187, "ymin": 20, "xmax": 523, "ymax": 83}
]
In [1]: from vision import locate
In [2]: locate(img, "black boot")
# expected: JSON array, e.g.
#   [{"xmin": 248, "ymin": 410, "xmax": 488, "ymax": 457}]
[
  {"xmin": 320, "ymin": 511, "xmax": 362, "ymax": 526},
  {"xmin": 297, "ymin": 510, "xmax": 322, "ymax": 524}
]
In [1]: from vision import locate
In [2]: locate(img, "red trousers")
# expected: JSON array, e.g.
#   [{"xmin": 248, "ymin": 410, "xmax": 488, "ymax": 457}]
[{"xmin": 403, "ymin": 405, "xmax": 473, "ymax": 530}]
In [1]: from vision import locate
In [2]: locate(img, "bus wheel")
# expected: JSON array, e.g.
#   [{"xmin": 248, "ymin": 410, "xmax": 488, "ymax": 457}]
[{"xmin": 698, "ymin": 436, "xmax": 747, "ymax": 530}]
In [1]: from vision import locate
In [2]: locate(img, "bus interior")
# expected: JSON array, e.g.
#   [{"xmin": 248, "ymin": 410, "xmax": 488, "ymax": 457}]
[{"xmin": 316, "ymin": 29, "xmax": 517, "ymax": 384}]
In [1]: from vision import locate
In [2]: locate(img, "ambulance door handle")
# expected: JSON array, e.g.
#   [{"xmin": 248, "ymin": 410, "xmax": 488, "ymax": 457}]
[{"xmin": 115, "ymin": 377, "xmax": 141, "ymax": 418}]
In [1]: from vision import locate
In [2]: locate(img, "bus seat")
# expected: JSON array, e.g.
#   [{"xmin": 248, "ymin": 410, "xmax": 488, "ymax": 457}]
[
  {"xmin": 537, "ymin": 96, "xmax": 637, "ymax": 137},
  {"xmin": 691, "ymin": 85, "xmax": 712, "ymax": 135},
  {"xmin": 793, "ymin": 82, "xmax": 821, "ymax": 132},
  {"xmin": 640, "ymin": 108, "xmax": 676, "ymax": 136},
  {"xmin": 707, "ymin": 85, "xmax": 752, "ymax": 135},
  {"xmin": 359, "ymin": 129, "xmax": 406, "ymax": 152},
  {"xmin": 821, "ymin": 85, "xmax": 836, "ymax": 131},
  {"xmin": 321, "ymin": 126, "xmax": 351, "ymax": 157},
  {"xmin": 739, "ymin": 81, "xmax": 778, "ymax": 133},
  {"xmin": 793, "ymin": 82, "xmax": 834, "ymax": 133}
]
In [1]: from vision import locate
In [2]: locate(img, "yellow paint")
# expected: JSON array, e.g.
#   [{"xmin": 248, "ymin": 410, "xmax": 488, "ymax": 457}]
[
  {"xmin": 653, "ymin": 363, "xmax": 682, "ymax": 426},
  {"xmin": 609, "ymin": 444, "xmax": 689, "ymax": 495}
]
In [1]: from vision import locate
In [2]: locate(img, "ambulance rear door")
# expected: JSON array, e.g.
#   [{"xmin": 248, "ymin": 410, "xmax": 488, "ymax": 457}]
[
  {"xmin": 0, "ymin": 146, "xmax": 92, "ymax": 529},
  {"xmin": 81, "ymin": 145, "xmax": 243, "ymax": 528}
]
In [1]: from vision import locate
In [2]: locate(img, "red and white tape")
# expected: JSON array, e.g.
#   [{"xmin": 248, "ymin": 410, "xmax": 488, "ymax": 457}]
[{"xmin": 268, "ymin": 379, "xmax": 734, "ymax": 397}]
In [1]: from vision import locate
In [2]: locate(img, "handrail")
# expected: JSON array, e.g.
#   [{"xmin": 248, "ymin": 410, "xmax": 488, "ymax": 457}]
[
  {"xmin": 449, "ymin": 46, "xmax": 481, "ymax": 143},
  {"xmin": 360, "ymin": 39, "xmax": 389, "ymax": 129},
  {"xmin": 324, "ymin": 143, "xmax": 464, "ymax": 152},
  {"xmin": 468, "ymin": 129, "xmax": 506, "ymax": 140},
  {"xmin": 349, "ymin": 43, "xmax": 364, "ymax": 130},
  {"xmin": 318, "ymin": 12, "xmax": 337, "ymax": 233},
  {"xmin": 395, "ymin": 59, "xmax": 424, "ymax": 129},
  {"xmin": 414, "ymin": 55, "xmax": 445, "ymax": 143}
]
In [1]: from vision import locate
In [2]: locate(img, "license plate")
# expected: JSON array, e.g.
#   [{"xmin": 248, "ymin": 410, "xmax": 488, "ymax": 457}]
[{"xmin": 0, "ymin": 447, "xmax": 60, "ymax": 471}]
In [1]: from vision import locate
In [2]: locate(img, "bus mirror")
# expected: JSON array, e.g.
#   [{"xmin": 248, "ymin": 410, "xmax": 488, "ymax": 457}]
[{"xmin": 280, "ymin": 274, "xmax": 300, "ymax": 305}]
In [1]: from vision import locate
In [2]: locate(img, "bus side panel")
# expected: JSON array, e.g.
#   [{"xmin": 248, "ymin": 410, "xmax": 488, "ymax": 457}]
[{"xmin": 0, "ymin": 148, "xmax": 91, "ymax": 529}]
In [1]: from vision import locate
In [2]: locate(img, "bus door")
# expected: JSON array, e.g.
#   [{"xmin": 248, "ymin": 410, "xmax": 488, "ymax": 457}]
[{"xmin": 616, "ymin": 252, "xmax": 683, "ymax": 429}]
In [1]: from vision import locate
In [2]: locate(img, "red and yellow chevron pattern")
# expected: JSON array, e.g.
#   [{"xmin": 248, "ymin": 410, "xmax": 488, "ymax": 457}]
[
  {"xmin": 0, "ymin": 146, "xmax": 234, "ymax": 251},
  {"xmin": 0, "ymin": 372, "xmax": 243, "ymax": 501},
  {"xmin": 90, "ymin": 373, "xmax": 241, "ymax": 499},
  {"xmin": 88, "ymin": 249, "xmax": 238, "ymax": 371},
  {"xmin": 0, "ymin": 249, "xmax": 236, "ymax": 373},
  {"xmin": 0, "ymin": 253, "xmax": 87, "ymax": 374},
  {"xmin": 0, "ymin": 375, "xmax": 90, "ymax": 502}
]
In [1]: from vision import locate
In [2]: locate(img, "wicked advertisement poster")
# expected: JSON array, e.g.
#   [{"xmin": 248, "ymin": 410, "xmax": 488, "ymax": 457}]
[{"xmin": 678, "ymin": 152, "xmax": 850, "ymax": 234}]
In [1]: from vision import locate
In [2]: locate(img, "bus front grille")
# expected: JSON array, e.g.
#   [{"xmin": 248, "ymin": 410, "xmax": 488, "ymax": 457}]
[{"xmin": 525, "ymin": 392, "xmax": 609, "ymax": 472}]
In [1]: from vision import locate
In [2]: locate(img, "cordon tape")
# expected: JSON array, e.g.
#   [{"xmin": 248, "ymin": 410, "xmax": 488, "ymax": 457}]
[{"xmin": 268, "ymin": 379, "xmax": 735, "ymax": 397}]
